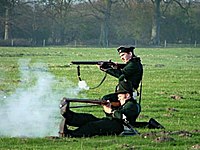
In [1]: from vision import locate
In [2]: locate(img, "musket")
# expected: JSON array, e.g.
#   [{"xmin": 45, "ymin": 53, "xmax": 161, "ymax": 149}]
[
  {"xmin": 60, "ymin": 97, "xmax": 121, "ymax": 108},
  {"xmin": 71, "ymin": 60, "xmax": 126, "ymax": 69},
  {"xmin": 70, "ymin": 60, "xmax": 126, "ymax": 89}
]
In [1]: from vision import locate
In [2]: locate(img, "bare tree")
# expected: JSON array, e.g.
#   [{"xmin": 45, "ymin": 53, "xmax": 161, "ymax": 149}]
[
  {"xmin": 150, "ymin": 0, "xmax": 199, "ymax": 45},
  {"xmin": 0, "ymin": 0, "xmax": 16, "ymax": 40},
  {"xmin": 40, "ymin": 0, "xmax": 74, "ymax": 44},
  {"xmin": 150, "ymin": 0, "xmax": 162, "ymax": 45},
  {"xmin": 88, "ymin": 0, "xmax": 117, "ymax": 47}
]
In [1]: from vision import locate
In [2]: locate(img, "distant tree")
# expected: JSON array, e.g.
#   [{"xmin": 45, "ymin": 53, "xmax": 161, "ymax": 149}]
[
  {"xmin": 150, "ymin": 0, "xmax": 163, "ymax": 45},
  {"xmin": 0, "ymin": 0, "xmax": 17, "ymax": 40},
  {"xmin": 150, "ymin": 0, "xmax": 200, "ymax": 45},
  {"xmin": 173, "ymin": 0, "xmax": 200, "ymax": 43},
  {"xmin": 1, "ymin": 0, "xmax": 199, "ymax": 46},
  {"xmin": 160, "ymin": 0, "xmax": 200, "ymax": 44},
  {"xmin": 87, "ymin": 0, "xmax": 117, "ymax": 47},
  {"xmin": 111, "ymin": 0, "xmax": 153, "ymax": 45},
  {"xmin": 39, "ymin": 0, "xmax": 75, "ymax": 44}
]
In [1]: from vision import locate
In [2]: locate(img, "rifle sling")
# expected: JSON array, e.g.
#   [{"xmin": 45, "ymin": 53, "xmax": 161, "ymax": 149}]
[
  {"xmin": 90, "ymin": 73, "xmax": 107, "ymax": 89},
  {"xmin": 76, "ymin": 65, "xmax": 107, "ymax": 89},
  {"xmin": 77, "ymin": 65, "xmax": 82, "ymax": 81},
  {"xmin": 138, "ymin": 80, "xmax": 142, "ymax": 105}
]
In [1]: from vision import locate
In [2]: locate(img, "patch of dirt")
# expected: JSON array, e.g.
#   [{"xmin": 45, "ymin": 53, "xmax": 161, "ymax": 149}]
[
  {"xmin": 166, "ymin": 107, "xmax": 179, "ymax": 112},
  {"xmin": 154, "ymin": 130, "xmax": 193, "ymax": 137},
  {"xmin": 191, "ymin": 144, "xmax": 200, "ymax": 149},
  {"xmin": 155, "ymin": 64, "xmax": 165, "ymax": 68},
  {"xmin": 138, "ymin": 114, "xmax": 149, "ymax": 119},
  {"xmin": 141, "ymin": 130, "xmax": 193, "ymax": 142},
  {"xmin": 141, "ymin": 131, "xmax": 157, "ymax": 139},
  {"xmin": 191, "ymin": 130, "xmax": 200, "ymax": 133},
  {"xmin": 158, "ymin": 91, "xmax": 168, "ymax": 95},
  {"xmin": 118, "ymin": 144, "xmax": 135, "ymax": 150},
  {"xmin": 169, "ymin": 130, "xmax": 192, "ymax": 137},
  {"xmin": 154, "ymin": 136, "xmax": 175, "ymax": 143},
  {"xmin": 170, "ymin": 95, "xmax": 183, "ymax": 100},
  {"xmin": 163, "ymin": 113, "xmax": 174, "ymax": 117}
]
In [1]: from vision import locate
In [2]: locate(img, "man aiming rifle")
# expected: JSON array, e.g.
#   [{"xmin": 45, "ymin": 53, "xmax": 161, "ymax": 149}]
[
  {"xmin": 71, "ymin": 45, "xmax": 143, "ymax": 101},
  {"xmin": 59, "ymin": 98, "xmax": 121, "ymax": 108},
  {"xmin": 98, "ymin": 45, "xmax": 143, "ymax": 104},
  {"xmin": 59, "ymin": 81, "xmax": 140, "ymax": 137},
  {"xmin": 71, "ymin": 60, "xmax": 126, "ymax": 69}
]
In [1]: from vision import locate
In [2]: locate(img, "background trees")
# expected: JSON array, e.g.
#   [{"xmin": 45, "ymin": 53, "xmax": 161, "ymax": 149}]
[{"xmin": 0, "ymin": 0, "xmax": 199, "ymax": 47}]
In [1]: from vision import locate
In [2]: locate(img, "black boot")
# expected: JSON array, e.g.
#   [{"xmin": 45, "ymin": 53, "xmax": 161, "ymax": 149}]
[
  {"xmin": 148, "ymin": 118, "xmax": 165, "ymax": 129},
  {"xmin": 60, "ymin": 98, "xmax": 70, "ymax": 117},
  {"xmin": 59, "ymin": 98, "xmax": 71, "ymax": 137}
]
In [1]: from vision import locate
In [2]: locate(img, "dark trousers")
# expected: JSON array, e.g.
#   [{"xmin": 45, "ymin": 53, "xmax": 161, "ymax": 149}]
[{"xmin": 61, "ymin": 110, "xmax": 124, "ymax": 137}]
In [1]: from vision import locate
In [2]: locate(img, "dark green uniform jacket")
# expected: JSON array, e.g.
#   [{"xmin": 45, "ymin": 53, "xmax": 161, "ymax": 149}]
[
  {"xmin": 105, "ymin": 98, "xmax": 141, "ymax": 125},
  {"xmin": 105, "ymin": 57, "xmax": 143, "ymax": 90}
]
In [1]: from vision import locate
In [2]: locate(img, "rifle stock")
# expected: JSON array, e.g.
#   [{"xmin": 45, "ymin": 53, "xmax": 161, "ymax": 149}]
[{"xmin": 60, "ymin": 97, "xmax": 120, "ymax": 108}]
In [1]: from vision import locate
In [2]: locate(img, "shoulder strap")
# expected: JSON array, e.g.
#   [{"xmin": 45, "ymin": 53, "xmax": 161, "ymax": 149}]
[{"xmin": 138, "ymin": 81, "xmax": 142, "ymax": 105}]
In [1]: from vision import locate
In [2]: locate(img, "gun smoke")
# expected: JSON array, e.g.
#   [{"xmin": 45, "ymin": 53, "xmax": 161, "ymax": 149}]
[
  {"xmin": 0, "ymin": 59, "xmax": 86, "ymax": 137},
  {"xmin": 78, "ymin": 80, "xmax": 90, "ymax": 90}
]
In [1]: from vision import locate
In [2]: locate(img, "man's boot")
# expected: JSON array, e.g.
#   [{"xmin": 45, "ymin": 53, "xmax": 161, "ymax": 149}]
[
  {"xmin": 148, "ymin": 118, "xmax": 165, "ymax": 129},
  {"xmin": 58, "ymin": 118, "xmax": 68, "ymax": 137},
  {"xmin": 58, "ymin": 98, "xmax": 70, "ymax": 137}
]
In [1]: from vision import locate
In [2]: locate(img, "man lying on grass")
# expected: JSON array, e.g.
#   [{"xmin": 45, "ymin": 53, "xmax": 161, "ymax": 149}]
[{"xmin": 59, "ymin": 81, "xmax": 141, "ymax": 137}]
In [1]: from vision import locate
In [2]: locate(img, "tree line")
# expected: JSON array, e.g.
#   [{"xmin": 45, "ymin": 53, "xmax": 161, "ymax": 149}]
[{"xmin": 0, "ymin": 0, "xmax": 200, "ymax": 47}]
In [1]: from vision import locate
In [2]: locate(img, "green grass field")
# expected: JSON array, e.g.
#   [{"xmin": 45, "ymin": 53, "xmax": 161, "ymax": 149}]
[{"xmin": 0, "ymin": 47, "xmax": 199, "ymax": 150}]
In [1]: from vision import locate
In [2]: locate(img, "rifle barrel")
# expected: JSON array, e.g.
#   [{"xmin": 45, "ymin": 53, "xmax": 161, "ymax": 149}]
[
  {"xmin": 64, "ymin": 98, "xmax": 103, "ymax": 104},
  {"xmin": 70, "ymin": 104, "xmax": 99, "ymax": 108},
  {"xmin": 70, "ymin": 60, "xmax": 126, "ymax": 69},
  {"xmin": 71, "ymin": 61, "xmax": 107, "ymax": 65},
  {"xmin": 62, "ymin": 97, "xmax": 120, "ymax": 107}
]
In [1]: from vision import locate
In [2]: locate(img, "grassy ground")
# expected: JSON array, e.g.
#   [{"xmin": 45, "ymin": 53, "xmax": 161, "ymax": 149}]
[{"xmin": 0, "ymin": 47, "xmax": 199, "ymax": 150}]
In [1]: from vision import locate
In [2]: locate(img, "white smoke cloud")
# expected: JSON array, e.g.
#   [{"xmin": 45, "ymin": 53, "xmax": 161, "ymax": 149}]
[
  {"xmin": 0, "ymin": 59, "xmax": 85, "ymax": 137},
  {"xmin": 78, "ymin": 80, "xmax": 90, "ymax": 90}
]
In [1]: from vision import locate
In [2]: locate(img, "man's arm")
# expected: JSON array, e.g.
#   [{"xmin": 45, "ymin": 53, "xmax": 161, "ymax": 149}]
[{"xmin": 104, "ymin": 68, "xmax": 123, "ymax": 78}]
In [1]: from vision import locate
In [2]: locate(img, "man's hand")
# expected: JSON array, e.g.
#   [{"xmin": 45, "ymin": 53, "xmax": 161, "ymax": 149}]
[
  {"xmin": 102, "ymin": 100, "xmax": 112, "ymax": 114},
  {"xmin": 98, "ymin": 62, "xmax": 108, "ymax": 71},
  {"xmin": 97, "ymin": 62, "xmax": 106, "ymax": 71}
]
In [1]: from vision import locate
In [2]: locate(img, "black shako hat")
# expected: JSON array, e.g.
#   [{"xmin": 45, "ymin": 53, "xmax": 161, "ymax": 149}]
[
  {"xmin": 116, "ymin": 81, "xmax": 133, "ymax": 94},
  {"xmin": 117, "ymin": 45, "xmax": 135, "ymax": 54}
]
